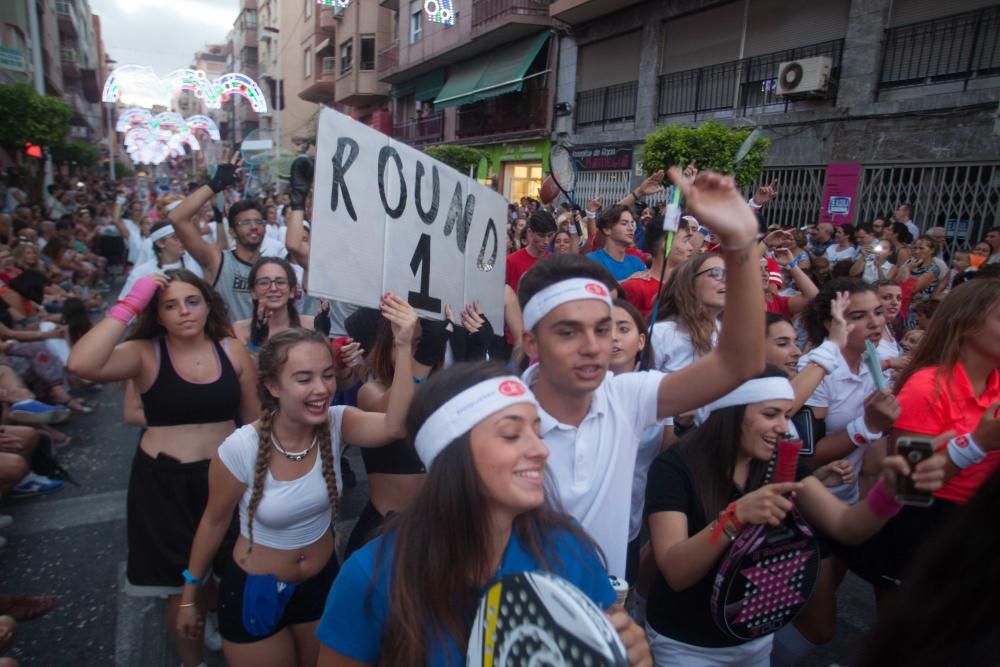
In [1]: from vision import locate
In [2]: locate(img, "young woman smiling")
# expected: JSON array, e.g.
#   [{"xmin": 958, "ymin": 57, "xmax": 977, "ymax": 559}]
[
  {"xmin": 316, "ymin": 362, "xmax": 652, "ymax": 667},
  {"xmin": 233, "ymin": 257, "xmax": 314, "ymax": 355},
  {"xmin": 643, "ymin": 367, "xmax": 946, "ymax": 666},
  {"xmin": 67, "ymin": 270, "xmax": 260, "ymax": 667},
  {"xmin": 178, "ymin": 296, "xmax": 417, "ymax": 667},
  {"xmin": 650, "ymin": 253, "xmax": 723, "ymax": 374}
]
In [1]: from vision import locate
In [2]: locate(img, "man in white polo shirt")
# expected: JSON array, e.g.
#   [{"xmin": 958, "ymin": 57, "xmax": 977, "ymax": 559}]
[{"xmin": 516, "ymin": 168, "xmax": 767, "ymax": 577}]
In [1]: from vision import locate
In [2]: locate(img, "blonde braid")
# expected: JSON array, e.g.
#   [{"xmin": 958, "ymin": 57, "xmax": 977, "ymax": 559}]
[
  {"xmin": 243, "ymin": 409, "xmax": 275, "ymax": 561},
  {"xmin": 316, "ymin": 414, "xmax": 340, "ymax": 528}
]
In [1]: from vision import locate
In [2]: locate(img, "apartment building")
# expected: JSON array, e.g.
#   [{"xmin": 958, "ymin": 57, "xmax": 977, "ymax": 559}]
[
  {"xmin": 378, "ymin": 0, "xmax": 557, "ymax": 201},
  {"xmin": 0, "ymin": 2, "xmax": 32, "ymax": 87},
  {"xmin": 224, "ymin": 0, "xmax": 261, "ymax": 144},
  {"xmin": 276, "ymin": 0, "xmax": 329, "ymax": 152},
  {"xmin": 553, "ymin": 0, "xmax": 1000, "ymax": 240}
]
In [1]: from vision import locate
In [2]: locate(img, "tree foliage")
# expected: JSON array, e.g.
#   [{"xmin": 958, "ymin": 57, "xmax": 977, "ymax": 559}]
[
  {"xmin": 638, "ymin": 121, "xmax": 769, "ymax": 188},
  {"xmin": 0, "ymin": 84, "xmax": 72, "ymax": 152},
  {"xmin": 423, "ymin": 145, "xmax": 484, "ymax": 175},
  {"xmin": 51, "ymin": 140, "xmax": 100, "ymax": 167}
]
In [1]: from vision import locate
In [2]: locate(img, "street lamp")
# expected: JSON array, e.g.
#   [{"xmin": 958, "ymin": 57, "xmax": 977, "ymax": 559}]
[{"xmin": 262, "ymin": 26, "xmax": 281, "ymax": 153}]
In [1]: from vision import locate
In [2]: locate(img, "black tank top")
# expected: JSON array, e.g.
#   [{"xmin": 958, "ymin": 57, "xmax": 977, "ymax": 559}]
[
  {"xmin": 360, "ymin": 439, "xmax": 426, "ymax": 475},
  {"xmin": 140, "ymin": 337, "xmax": 241, "ymax": 427}
]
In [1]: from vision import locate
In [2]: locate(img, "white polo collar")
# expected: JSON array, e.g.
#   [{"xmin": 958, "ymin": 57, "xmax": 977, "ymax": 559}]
[{"xmin": 521, "ymin": 362, "xmax": 610, "ymax": 433}]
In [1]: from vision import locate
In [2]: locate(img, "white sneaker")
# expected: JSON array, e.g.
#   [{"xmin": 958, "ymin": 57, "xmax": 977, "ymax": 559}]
[{"xmin": 203, "ymin": 610, "xmax": 222, "ymax": 652}]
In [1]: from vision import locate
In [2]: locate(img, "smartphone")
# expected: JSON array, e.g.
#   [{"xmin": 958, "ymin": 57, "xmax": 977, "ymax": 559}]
[{"xmin": 895, "ymin": 437, "xmax": 935, "ymax": 507}]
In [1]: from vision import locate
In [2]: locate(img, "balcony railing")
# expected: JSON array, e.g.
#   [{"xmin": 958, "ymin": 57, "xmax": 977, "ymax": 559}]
[
  {"xmin": 877, "ymin": 5, "xmax": 1000, "ymax": 94},
  {"xmin": 457, "ymin": 78, "xmax": 548, "ymax": 138},
  {"xmin": 56, "ymin": 0, "xmax": 78, "ymax": 35},
  {"xmin": 378, "ymin": 41, "xmax": 398, "ymax": 73},
  {"xmin": 575, "ymin": 80, "xmax": 638, "ymax": 129},
  {"xmin": 322, "ymin": 56, "xmax": 337, "ymax": 74},
  {"xmin": 657, "ymin": 39, "xmax": 843, "ymax": 120},
  {"xmin": 393, "ymin": 111, "xmax": 445, "ymax": 145},
  {"xmin": 472, "ymin": 0, "xmax": 550, "ymax": 29}
]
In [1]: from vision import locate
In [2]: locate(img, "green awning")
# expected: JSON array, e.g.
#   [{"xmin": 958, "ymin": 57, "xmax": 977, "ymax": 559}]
[
  {"xmin": 414, "ymin": 69, "xmax": 446, "ymax": 102},
  {"xmin": 433, "ymin": 32, "xmax": 550, "ymax": 110},
  {"xmin": 390, "ymin": 81, "xmax": 415, "ymax": 99}
]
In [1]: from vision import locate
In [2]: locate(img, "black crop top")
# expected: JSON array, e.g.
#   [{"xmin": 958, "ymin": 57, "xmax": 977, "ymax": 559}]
[
  {"xmin": 140, "ymin": 337, "xmax": 241, "ymax": 427},
  {"xmin": 360, "ymin": 439, "xmax": 426, "ymax": 475}
]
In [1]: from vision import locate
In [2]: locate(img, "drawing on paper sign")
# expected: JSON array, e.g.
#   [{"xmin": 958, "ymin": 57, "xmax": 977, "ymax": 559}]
[
  {"xmin": 308, "ymin": 107, "xmax": 508, "ymax": 328},
  {"xmin": 827, "ymin": 196, "xmax": 851, "ymax": 216}
]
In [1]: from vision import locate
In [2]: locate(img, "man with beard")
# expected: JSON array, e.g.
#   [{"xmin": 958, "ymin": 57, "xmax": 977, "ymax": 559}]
[{"xmin": 167, "ymin": 154, "xmax": 265, "ymax": 320}]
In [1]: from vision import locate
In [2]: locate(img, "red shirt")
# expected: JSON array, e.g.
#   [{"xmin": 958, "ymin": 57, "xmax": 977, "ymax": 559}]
[
  {"xmin": 621, "ymin": 278, "xmax": 661, "ymax": 318},
  {"xmin": 766, "ymin": 294, "xmax": 793, "ymax": 317},
  {"xmin": 894, "ymin": 362, "xmax": 1000, "ymax": 504},
  {"xmin": 505, "ymin": 248, "xmax": 545, "ymax": 291}
]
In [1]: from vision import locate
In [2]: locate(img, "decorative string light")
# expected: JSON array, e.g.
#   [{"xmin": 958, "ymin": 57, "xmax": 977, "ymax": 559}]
[
  {"xmin": 103, "ymin": 66, "xmax": 268, "ymax": 112},
  {"xmin": 425, "ymin": 0, "xmax": 455, "ymax": 24}
]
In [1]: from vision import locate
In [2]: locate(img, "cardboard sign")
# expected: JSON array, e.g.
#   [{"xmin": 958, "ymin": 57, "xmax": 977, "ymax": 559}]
[
  {"xmin": 310, "ymin": 107, "xmax": 507, "ymax": 327},
  {"xmin": 818, "ymin": 163, "xmax": 862, "ymax": 226}
]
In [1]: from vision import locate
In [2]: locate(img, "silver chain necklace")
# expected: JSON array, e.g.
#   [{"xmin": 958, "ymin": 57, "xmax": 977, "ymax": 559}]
[{"xmin": 270, "ymin": 431, "xmax": 318, "ymax": 462}]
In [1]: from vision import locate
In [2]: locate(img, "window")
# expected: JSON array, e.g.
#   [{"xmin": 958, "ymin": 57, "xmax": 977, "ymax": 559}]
[
  {"xmin": 304, "ymin": 46, "xmax": 312, "ymax": 78},
  {"xmin": 409, "ymin": 8, "xmax": 423, "ymax": 44},
  {"xmin": 340, "ymin": 39, "xmax": 353, "ymax": 74},
  {"xmin": 360, "ymin": 34, "xmax": 375, "ymax": 70},
  {"xmin": 305, "ymin": 0, "xmax": 312, "ymax": 19},
  {"xmin": 240, "ymin": 47, "xmax": 258, "ymax": 66},
  {"xmin": 245, "ymin": 9, "xmax": 257, "ymax": 28}
]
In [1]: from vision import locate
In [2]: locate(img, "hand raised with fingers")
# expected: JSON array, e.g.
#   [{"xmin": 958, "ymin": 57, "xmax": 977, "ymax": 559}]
[
  {"xmin": 380, "ymin": 293, "xmax": 418, "ymax": 347},
  {"xmin": 668, "ymin": 168, "xmax": 758, "ymax": 248}
]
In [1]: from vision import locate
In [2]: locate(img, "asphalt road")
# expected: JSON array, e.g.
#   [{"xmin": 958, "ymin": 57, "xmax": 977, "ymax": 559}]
[{"xmin": 0, "ymin": 383, "xmax": 877, "ymax": 666}]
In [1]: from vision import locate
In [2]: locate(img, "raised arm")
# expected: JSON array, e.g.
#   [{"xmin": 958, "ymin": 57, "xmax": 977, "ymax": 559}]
[
  {"xmin": 168, "ymin": 154, "xmax": 244, "ymax": 280},
  {"xmin": 656, "ymin": 169, "xmax": 766, "ymax": 420},
  {"xmin": 284, "ymin": 157, "xmax": 313, "ymax": 268},
  {"xmin": 341, "ymin": 294, "xmax": 418, "ymax": 446}
]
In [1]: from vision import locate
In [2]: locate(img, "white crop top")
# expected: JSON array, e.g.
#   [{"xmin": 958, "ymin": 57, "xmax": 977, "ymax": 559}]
[{"xmin": 218, "ymin": 406, "xmax": 346, "ymax": 550}]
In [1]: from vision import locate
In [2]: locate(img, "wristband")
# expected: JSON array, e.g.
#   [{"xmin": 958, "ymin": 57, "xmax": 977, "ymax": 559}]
[
  {"xmin": 182, "ymin": 569, "xmax": 203, "ymax": 586},
  {"xmin": 748, "ymin": 198, "xmax": 763, "ymax": 210},
  {"xmin": 846, "ymin": 415, "xmax": 883, "ymax": 447},
  {"xmin": 947, "ymin": 433, "xmax": 987, "ymax": 469},
  {"xmin": 807, "ymin": 340, "xmax": 841, "ymax": 374},
  {"xmin": 710, "ymin": 502, "xmax": 743, "ymax": 544},
  {"xmin": 108, "ymin": 301, "xmax": 140, "ymax": 326},
  {"xmin": 867, "ymin": 478, "xmax": 902, "ymax": 519},
  {"xmin": 630, "ymin": 190, "xmax": 640, "ymax": 201}
]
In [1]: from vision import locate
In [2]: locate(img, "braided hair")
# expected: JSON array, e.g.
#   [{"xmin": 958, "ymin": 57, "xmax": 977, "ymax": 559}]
[
  {"xmin": 248, "ymin": 257, "xmax": 301, "ymax": 350},
  {"xmin": 244, "ymin": 328, "xmax": 339, "ymax": 559}
]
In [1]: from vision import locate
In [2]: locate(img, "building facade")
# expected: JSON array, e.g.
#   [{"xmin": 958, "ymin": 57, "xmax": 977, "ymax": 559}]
[{"xmin": 552, "ymin": 0, "xmax": 1000, "ymax": 241}]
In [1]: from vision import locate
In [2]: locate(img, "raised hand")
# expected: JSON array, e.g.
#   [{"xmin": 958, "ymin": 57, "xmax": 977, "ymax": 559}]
[
  {"xmin": 380, "ymin": 293, "xmax": 418, "ymax": 347},
  {"xmin": 208, "ymin": 150, "xmax": 243, "ymax": 194},
  {"xmin": 667, "ymin": 168, "xmax": 757, "ymax": 248},
  {"xmin": 635, "ymin": 170, "xmax": 666, "ymax": 198},
  {"xmin": 753, "ymin": 180, "xmax": 779, "ymax": 206},
  {"xmin": 827, "ymin": 291, "xmax": 854, "ymax": 350},
  {"xmin": 289, "ymin": 156, "xmax": 314, "ymax": 211}
]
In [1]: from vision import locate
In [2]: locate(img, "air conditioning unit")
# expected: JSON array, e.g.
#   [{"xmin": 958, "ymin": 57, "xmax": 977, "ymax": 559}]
[{"xmin": 776, "ymin": 56, "xmax": 832, "ymax": 97}]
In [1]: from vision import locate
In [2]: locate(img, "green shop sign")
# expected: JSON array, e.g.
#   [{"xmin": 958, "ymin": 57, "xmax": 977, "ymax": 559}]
[{"xmin": 476, "ymin": 139, "xmax": 551, "ymax": 180}]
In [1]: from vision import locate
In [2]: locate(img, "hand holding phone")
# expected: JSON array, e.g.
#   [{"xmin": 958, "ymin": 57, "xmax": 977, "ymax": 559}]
[{"xmin": 894, "ymin": 437, "xmax": 935, "ymax": 507}]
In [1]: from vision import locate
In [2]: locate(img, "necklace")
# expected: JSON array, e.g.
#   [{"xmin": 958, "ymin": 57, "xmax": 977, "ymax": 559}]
[{"xmin": 270, "ymin": 430, "xmax": 318, "ymax": 462}]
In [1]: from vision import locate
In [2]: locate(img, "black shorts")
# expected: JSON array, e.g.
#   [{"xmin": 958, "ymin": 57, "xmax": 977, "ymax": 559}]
[
  {"xmin": 343, "ymin": 500, "xmax": 386, "ymax": 560},
  {"xmin": 845, "ymin": 499, "xmax": 958, "ymax": 590},
  {"xmin": 126, "ymin": 447, "xmax": 237, "ymax": 595},
  {"xmin": 218, "ymin": 554, "xmax": 340, "ymax": 643}
]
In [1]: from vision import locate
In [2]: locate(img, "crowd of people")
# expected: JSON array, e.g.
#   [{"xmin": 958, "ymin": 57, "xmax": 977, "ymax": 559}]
[{"xmin": 0, "ymin": 154, "xmax": 998, "ymax": 667}]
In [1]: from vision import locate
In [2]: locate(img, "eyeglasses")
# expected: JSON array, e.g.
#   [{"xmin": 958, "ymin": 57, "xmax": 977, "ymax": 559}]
[
  {"xmin": 695, "ymin": 267, "xmax": 726, "ymax": 281},
  {"xmin": 235, "ymin": 218, "xmax": 265, "ymax": 228},
  {"xmin": 254, "ymin": 277, "xmax": 290, "ymax": 289}
]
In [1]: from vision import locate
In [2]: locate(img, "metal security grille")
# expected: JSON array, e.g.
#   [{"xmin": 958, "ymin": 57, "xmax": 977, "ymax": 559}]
[
  {"xmin": 854, "ymin": 162, "xmax": 1000, "ymax": 253},
  {"xmin": 574, "ymin": 170, "xmax": 633, "ymax": 204},
  {"xmin": 742, "ymin": 166, "xmax": 828, "ymax": 229}
]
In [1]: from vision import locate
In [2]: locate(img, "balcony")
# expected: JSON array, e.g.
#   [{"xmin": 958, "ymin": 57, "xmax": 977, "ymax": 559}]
[
  {"xmin": 379, "ymin": 0, "xmax": 399, "ymax": 9},
  {"xmin": 393, "ymin": 111, "xmax": 445, "ymax": 145},
  {"xmin": 456, "ymin": 78, "xmax": 548, "ymax": 140},
  {"xmin": 575, "ymin": 80, "xmax": 637, "ymax": 129},
  {"xmin": 473, "ymin": 0, "xmax": 551, "ymax": 30},
  {"xmin": 549, "ymin": 0, "xmax": 642, "ymax": 25},
  {"xmin": 56, "ymin": 1, "xmax": 79, "ymax": 37},
  {"xmin": 657, "ymin": 39, "xmax": 843, "ymax": 121},
  {"xmin": 877, "ymin": 5, "xmax": 1000, "ymax": 97},
  {"xmin": 319, "ymin": 5, "xmax": 341, "ymax": 34},
  {"xmin": 299, "ymin": 57, "xmax": 338, "ymax": 103},
  {"xmin": 378, "ymin": 40, "xmax": 398, "ymax": 74},
  {"xmin": 60, "ymin": 48, "xmax": 80, "ymax": 78}
]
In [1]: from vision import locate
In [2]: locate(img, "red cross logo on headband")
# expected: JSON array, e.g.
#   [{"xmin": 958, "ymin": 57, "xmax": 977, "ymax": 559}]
[
  {"xmin": 853, "ymin": 433, "xmax": 867, "ymax": 445},
  {"xmin": 498, "ymin": 380, "xmax": 527, "ymax": 397},
  {"xmin": 584, "ymin": 283, "xmax": 608, "ymax": 297},
  {"xmin": 954, "ymin": 435, "xmax": 970, "ymax": 449}
]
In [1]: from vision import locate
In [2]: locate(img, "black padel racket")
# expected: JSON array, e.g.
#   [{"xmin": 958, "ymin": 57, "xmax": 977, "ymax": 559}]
[
  {"xmin": 467, "ymin": 571, "xmax": 628, "ymax": 667},
  {"xmin": 548, "ymin": 144, "xmax": 580, "ymax": 208},
  {"xmin": 711, "ymin": 436, "xmax": 821, "ymax": 641}
]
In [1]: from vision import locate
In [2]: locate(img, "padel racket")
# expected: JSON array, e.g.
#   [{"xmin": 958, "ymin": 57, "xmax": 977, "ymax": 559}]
[
  {"xmin": 711, "ymin": 436, "xmax": 820, "ymax": 641},
  {"xmin": 467, "ymin": 571, "xmax": 628, "ymax": 667},
  {"xmin": 548, "ymin": 144, "xmax": 579, "ymax": 208}
]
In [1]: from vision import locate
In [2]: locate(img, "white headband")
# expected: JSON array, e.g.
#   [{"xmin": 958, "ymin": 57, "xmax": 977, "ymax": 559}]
[
  {"xmin": 149, "ymin": 224, "xmax": 177, "ymax": 243},
  {"xmin": 705, "ymin": 377, "xmax": 795, "ymax": 414},
  {"xmin": 164, "ymin": 200, "xmax": 183, "ymax": 212},
  {"xmin": 414, "ymin": 377, "xmax": 539, "ymax": 468},
  {"xmin": 522, "ymin": 278, "xmax": 613, "ymax": 331}
]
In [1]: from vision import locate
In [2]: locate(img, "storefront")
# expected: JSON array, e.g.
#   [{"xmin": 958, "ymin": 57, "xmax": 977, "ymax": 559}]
[
  {"xmin": 475, "ymin": 139, "xmax": 551, "ymax": 203},
  {"xmin": 569, "ymin": 144, "xmax": 639, "ymax": 203}
]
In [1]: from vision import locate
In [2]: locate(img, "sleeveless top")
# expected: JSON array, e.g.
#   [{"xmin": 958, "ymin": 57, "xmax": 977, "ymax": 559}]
[
  {"xmin": 213, "ymin": 249, "xmax": 253, "ymax": 321},
  {"xmin": 360, "ymin": 438, "xmax": 426, "ymax": 475},
  {"xmin": 140, "ymin": 337, "xmax": 241, "ymax": 427}
]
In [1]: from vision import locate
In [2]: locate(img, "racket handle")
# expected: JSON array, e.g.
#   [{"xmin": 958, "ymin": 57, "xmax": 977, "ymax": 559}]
[{"xmin": 774, "ymin": 436, "xmax": 802, "ymax": 484}]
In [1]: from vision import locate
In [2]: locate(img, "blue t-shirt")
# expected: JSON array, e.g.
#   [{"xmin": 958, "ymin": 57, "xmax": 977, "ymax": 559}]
[
  {"xmin": 586, "ymin": 248, "xmax": 646, "ymax": 281},
  {"xmin": 316, "ymin": 526, "xmax": 614, "ymax": 665}
]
